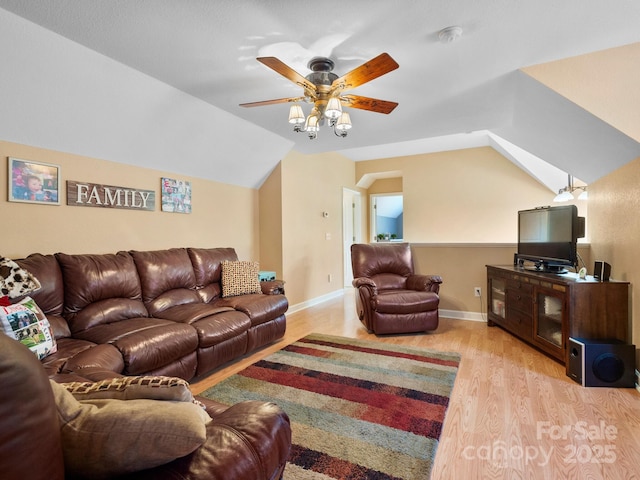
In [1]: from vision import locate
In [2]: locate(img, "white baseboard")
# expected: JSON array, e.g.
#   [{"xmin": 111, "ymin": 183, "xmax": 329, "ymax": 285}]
[
  {"xmin": 288, "ymin": 290, "xmax": 487, "ymax": 324},
  {"xmin": 287, "ymin": 289, "xmax": 344, "ymax": 314},
  {"xmin": 440, "ymin": 309, "xmax": 486, "ymax": 322}
]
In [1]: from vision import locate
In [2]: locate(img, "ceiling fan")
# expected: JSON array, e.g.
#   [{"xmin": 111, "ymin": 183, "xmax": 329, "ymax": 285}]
[{"xmin": 240, "ymin": 53, "xmax": 399, "ymax": 139}]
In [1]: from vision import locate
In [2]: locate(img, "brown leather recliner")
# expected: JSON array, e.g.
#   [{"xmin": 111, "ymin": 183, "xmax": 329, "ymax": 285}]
[{"xmin": 351, "ymin": 243, "xmax": 442, "ymax": 334}]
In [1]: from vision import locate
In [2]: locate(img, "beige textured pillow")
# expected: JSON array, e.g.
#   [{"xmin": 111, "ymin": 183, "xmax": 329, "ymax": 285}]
[
  {"xmin": 50, "ymin": 380, "xmax": 210, "ymax": 478},
  {"xmin": 61, "ymin": 375, "xmax": 195, "ymax": 402},
  {"xmin": 221, "ymin": 260, "xmax": 261, "ymax": 297}
]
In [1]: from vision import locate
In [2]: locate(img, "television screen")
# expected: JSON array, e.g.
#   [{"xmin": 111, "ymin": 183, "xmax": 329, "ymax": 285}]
[{"xmin": 517, "ymin": 205, "xmax": 583, "ymax": 273}]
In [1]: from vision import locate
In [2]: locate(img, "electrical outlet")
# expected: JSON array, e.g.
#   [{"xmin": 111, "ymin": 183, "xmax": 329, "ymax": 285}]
[
  {"xmin": 474, "ymin": 287, "xmax": 482, "ymax": 297},
  {"xmin": 328, "ymin": 274, "xmax": 332, "ymax": 283}
]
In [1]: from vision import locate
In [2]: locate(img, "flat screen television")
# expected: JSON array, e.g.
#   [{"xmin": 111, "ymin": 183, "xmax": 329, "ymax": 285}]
[{"xmin": 517, "ymin": 205, "xmax": 585, "ymax": 273}]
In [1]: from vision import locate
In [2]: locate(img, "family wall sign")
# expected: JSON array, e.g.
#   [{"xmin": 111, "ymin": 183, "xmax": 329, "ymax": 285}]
[{"xmin": 66, "ymin": 180, "xmax": 155, "ymax": 211}]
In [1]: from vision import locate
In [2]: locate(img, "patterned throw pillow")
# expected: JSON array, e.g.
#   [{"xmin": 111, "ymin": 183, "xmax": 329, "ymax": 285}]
[
  {"xmin": 221, "ymin": 260, "xmax": 262, "ymax": 297},
  {"xmin": 61, "ymin": 375, "xmax": 197, "ymax": 403},
  {"xmin": 0, "ymin": 296, "xmax": 57, "ymax": 359},
  {"xmin": 0, "ymin": 256, "xmax": 41, "ymax": 299}
]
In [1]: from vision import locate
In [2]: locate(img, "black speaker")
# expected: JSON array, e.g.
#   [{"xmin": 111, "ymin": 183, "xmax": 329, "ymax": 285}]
[
  {"xmin": 568, "ymin": 338, "xmax": 636, "ymax": 387},
  {"xmin": 593, "ymin": 261, "xmax": 611, "ymax": 281}
]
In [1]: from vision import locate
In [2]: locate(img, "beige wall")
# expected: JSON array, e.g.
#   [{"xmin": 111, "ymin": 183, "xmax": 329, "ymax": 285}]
[
  {"xmin": 356, "ymin": 146, "xmax": 588, "ymax": 243},
  {"xmin": 589, "ymin": 155, "xmax": 640, "ymax": 362},
  {"xmin": 280, "ymin": 150, "xmax": 356, "ymax": 306},
  {"xmin": 259, "ymin": 162, "xmax": 283, "ymax": 277},
  {"xmin": 4, "ymin": 140, "xmax": 597, "ymax": 322},
  {"xmin": 412, "ymin": 243, "xmax": 591, "ymax": 315},
  {"xmin": 1, "ymin": 141, "xmax": 259, "ymax": 259}
]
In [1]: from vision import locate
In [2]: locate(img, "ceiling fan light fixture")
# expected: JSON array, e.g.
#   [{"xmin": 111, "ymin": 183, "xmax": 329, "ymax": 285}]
[
  {"xmin": 325, "ymin": 97, "xmax": 342, "ymax": 119},
  {"xmin": 335, "ymin": 112, "xmax": 352, "ymax": 131},
  {"xmin": 241, "ymin": 53, "xmax": 398, "ymax": 141},
  {"xmin": 288, "ymin": 104, "xmax": 305, "ymax": 124},
  {"xmin": 304, "ymin": 113, "xmax": 319, "ymax": 139}
]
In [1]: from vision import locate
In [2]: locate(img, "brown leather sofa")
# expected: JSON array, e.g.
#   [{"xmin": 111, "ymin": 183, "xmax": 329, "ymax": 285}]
[
  {"xmin": 351, "ymin": 242, "xmax": 442, "ymax": 334},
  {"xmin": 0, "ymin": 332, "xmax": 291, "ymax": 480},
  {"xmin": 15, "ymin": 247, "xmax": 288, "ymax": 380}
]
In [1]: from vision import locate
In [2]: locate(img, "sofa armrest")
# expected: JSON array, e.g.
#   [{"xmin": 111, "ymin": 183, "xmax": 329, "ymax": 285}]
[
  {"xmin": 407, "ymin": 274, "xmax": 442, "ymax": 294},
  {"xmin": 261, "ymin": 279, "xmax": 285, "ymax": 295}
]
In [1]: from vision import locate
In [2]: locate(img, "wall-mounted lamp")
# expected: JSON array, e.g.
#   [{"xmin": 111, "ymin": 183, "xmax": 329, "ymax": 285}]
[{"xmin": 553, "ymin": 174, "xmax": 588, "ymax": 202}]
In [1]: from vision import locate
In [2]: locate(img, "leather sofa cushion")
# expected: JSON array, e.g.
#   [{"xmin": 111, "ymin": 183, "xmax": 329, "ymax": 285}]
[
  {"xmin": 57, "ymin": 252, "xmax": 148, "ymax": 332},
  {"xmin": 41, "ymin": 337, "xmax": 100, "ymax": 375},
  {"xmin": 188, "ymin": 247, "xmax": 238, "ymax": 288},
  {"xmin": 16, "ymin": 253, "xmax": 69, "ymax": 338},
  {"xmin": 131, "ymin": 248, "xmax": 201, "ymax": 316},
  {"xmin": 73, "ymin": 318, "xmax": 198, "ymax": 375},
  {"xmin": 191, "ymin": 309, "xmax": 251, "ymax": 348},
  {"xmin": 216, "ymin": 293, "xmax": 289, "ymax": 326},
  {"xmin": 151, "ymin": 302, "xmax": 235, "ymax": 325}
]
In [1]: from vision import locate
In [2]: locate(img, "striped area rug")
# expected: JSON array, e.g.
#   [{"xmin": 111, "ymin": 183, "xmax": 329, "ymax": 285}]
[{"xmin": 202, "ymin": 333, "xmax": 460, "ymax": 480}]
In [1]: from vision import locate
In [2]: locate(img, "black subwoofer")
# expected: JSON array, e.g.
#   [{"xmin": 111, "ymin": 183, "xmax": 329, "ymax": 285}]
[{"xmin": 568, "ymin": 337, "xmax": 636, "ymax": 387}]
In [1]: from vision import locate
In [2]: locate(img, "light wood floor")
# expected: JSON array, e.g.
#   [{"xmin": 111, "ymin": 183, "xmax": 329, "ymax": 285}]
[{"xmin": 191, "ymin": 289, "xmax": 640, "ymax": 480}]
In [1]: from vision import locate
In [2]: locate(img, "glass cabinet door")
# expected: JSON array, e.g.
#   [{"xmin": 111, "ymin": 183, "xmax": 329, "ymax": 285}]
[
  {"xmin": 490, "ymin": 277, "xmax": 506, "ymax": 319},
  {"xmin": 535, "ymin": 291, "xmax": 563, "ymax": 348}
]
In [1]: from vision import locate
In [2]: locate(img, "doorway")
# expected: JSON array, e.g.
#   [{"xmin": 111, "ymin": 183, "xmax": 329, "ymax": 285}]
[
  {"xmin": 342, "ymin": 188, "xmax": 362, "ymax": 287},
  {"xmin": 370, "ymin": 193, "xmax": 403, "ymax": 242}
]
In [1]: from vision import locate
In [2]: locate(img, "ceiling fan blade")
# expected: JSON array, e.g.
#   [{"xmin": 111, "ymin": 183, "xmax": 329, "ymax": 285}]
[
  {"xmin": 331, "ymin": 53, "xmax": 399, "ymax": 94},
  {"xmin": 240, "ymin": 96, "xmax": 305, "ymax": 108},
  {"xmin": 341, "ymin": 94, "xmax": 398, "ymax": 114},
  {"xmin": 257, "ymin": 57, "xmax": 317, "ymax": 93}
]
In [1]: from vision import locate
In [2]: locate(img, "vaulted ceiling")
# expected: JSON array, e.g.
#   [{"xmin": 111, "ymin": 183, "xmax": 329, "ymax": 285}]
[{"xmin": 1, "ymin": 0, "xmax": 639, "ymax": 191}]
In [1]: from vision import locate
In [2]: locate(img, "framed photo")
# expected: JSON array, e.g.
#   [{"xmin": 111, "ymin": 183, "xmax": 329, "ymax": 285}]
[
  {"xmin": 8, "ymin": 157, "xmax": 61, "ymax": 205},
  {"xmin": 161, "ymin": 177, "xmax": 192, "ymax": 214}
]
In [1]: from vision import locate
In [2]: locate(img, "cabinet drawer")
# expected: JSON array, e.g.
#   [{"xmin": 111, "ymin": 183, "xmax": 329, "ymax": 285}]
[
  {"xmin": 507, "ymin": 279, "xmax": 533, "ymax": 294},
  {"xmin": 506, "ymin": 289, "xmax": 532, "ymax": 314},
  {"xmin": 509, "ymin": 309, "xmax": 533, "ymax": 339}
]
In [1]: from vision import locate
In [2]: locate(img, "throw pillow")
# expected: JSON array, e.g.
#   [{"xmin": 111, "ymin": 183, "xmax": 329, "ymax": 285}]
[
  {"xmin": 0, "ymin": 296, "xmax": 57, "ymax": 359},
  {"xmin": 0, "ymin": 256, "xmax": 41, "ymax": 298},
  {"xmin": 221, "ymin": 260, "xmax": 262, "ymax": 297},
  {"xmin": 50, "ymin": 380, "xmax": 211, "ymax": 478},
  {"xmin": 62, "ymin": 375, "xmax": 196, "ymax": 403}
]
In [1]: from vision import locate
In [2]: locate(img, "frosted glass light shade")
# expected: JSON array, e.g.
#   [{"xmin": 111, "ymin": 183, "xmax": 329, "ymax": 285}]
[{"xmin": 553, "ymin": 190, "xmax": 574, "ymax": 202}]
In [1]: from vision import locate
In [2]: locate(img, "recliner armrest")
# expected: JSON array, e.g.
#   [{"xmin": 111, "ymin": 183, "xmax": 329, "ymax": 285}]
[
  {"xmin": 407, "ymin": 274, "xmax": 442, "ymax": 293},
  {"xmin": 352, "ymin": 277, "xmax": 377, "ymax": 291}
]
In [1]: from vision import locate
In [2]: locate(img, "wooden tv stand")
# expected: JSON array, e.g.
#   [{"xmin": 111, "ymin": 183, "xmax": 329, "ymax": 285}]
[{"xmin": 486, "ymin": 265, "xmax": 629, "ymax": 372}]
